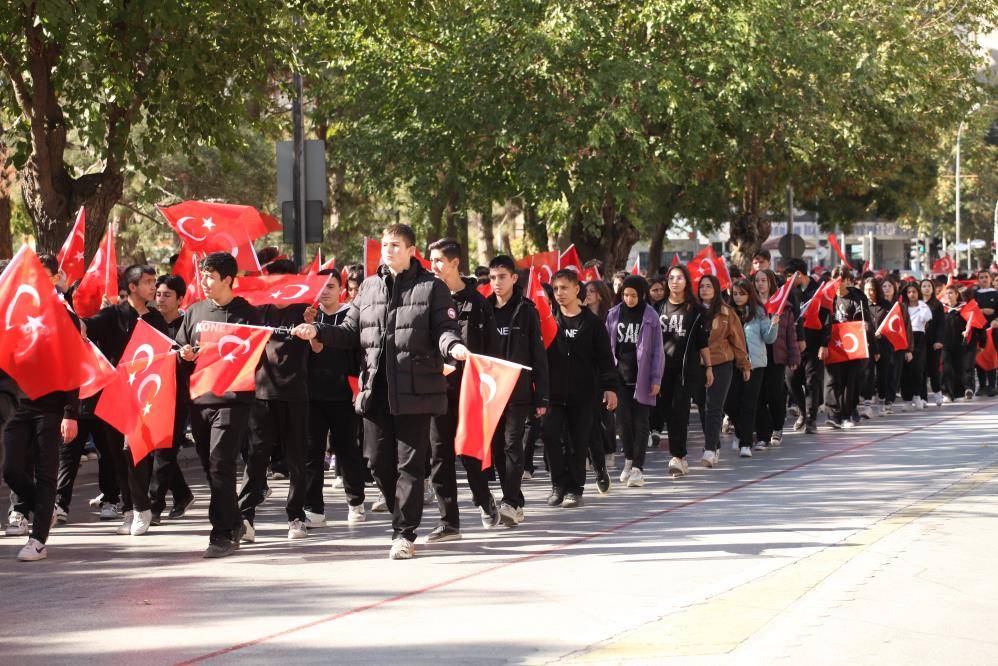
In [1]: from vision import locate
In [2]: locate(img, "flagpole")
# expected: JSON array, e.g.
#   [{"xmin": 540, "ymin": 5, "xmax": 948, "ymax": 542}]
[{"xmin": 467, "ymin": 351, "xmax": 532, "ymax": 373}]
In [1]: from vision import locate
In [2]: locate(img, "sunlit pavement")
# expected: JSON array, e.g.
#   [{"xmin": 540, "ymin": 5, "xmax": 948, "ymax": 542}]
[{"xmin": 2, "ymin": 397, "xmax": 997, "ymax": 665}]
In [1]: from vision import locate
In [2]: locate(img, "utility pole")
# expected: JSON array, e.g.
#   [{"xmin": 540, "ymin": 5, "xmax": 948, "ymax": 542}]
[
  {"xmin": 956, "ymin": 119, "xmax": 964, "ymax": 273},
  {"xmin": 291, "ymin": 16, "xmax": 306, "ymax": 271}
]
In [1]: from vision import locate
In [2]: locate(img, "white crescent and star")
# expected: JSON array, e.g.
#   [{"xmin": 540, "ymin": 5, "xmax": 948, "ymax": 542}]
[
  {"xmin": 539, "ymin": 265, "xmax": 553, "ymax": 282},
  {"xmin": 700, "ymin": 259, "xmax": 715, "ymax": 275},
  {"xmin": 175, "ymin": 216, "xmax": 207, "ymax": 242},
  {"xmin": 129, "ymin": 344, "xmax": 156, "ymax": 383},
  {"xmin": 136, "ymin": 374, "xmax": 162, "ymax": 415},
  {"xmin": 887, "ymin": 314, "xmax": 901, "ymax": 334},
  {"xmin": 480, "ymin": 373, "xmax": 497, "ymax": 404},
  {"xmin": 842, "ymin": 332, "xmax": 860, "ymax": 354},
  {"xmin": 269, "ymin": 284, "xmax": 309, "ymax": 300},
  {"xmin": 86, "ymin": 248, "xmax": 103, "ymax": 274},
  {"xmin": 218, "ymin": 334, "xmax": 251, "ymax": 362},
  {"xmin": 5, "ymin": 285, "xmax": 44, "ymax": 357}
]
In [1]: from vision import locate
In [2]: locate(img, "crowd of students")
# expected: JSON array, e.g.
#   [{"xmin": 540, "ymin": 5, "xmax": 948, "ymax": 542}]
[{"xmin": 1, "ymin": 230, "xmax": 996, "ymax": 562}]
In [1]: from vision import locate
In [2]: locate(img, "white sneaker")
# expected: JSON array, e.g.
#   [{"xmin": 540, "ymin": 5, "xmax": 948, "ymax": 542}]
[
  {"xmin": 17, "ymin": 538, "xmax": 47, "ymax": 562},
  {"xmin": 331, "ymin": 476, "xmax": 344, "ymax": 490},
  {"xmin": 423, "ymin": 479, "xmax": 435, "ymax": 504},
  {"xmin": 668, "ymin": 456, "xmax": 687, "ymax": 476},
  {"xmin": 942, "ymin": 395, "xmax": 953, "ymax": 404},
  {"xmin": 241, "ymin": 519, "xmax": 256, "ymax": 543},
  {"xmin": 913, "ymin": 397, "xmax": 925, "ymax": 410},
  {"xmin": 497, "ymin": 502, "xmax": 517, "ymax": 527},
  {"xmin": 770, "ymin": 430, "xmax": 784, "ymax": 446},
  {"xmin": 347, "ymin": 503, "xmax": 366, "ymax": 524},
  {"xmin": 389, "ymin": 537, "xmax": 415, "ymax": 560},
  {"xmin": 130, "ymin": 510, "xmax": 152, "ymax": 536},
  {"xmin": 701, "ymin": 450, "xmax": 717, "ymax": 468},
  {"xmin": 514, "ymin": 507, "xmax": 524, "ymax": 525},
  {"xmin": 730, "ymin": 436, "xmax": 741, "ymax": 452},
  {"xmin": 5, "ymin": 512, "xmax": 28, "ymax": 537},
  {"xmin": 883, "ymin": 403, "xmax": 894, "ymax": 415},
  {"xmin": 305, "ymin": 510, "xmax": 327, "ymax": 528},
  {"xmin": 753, "ymin": 441, "xmax": 767, "ymax": 451},
  {"xmin": 933, "ymin": 393, "xmax": 944, "ymax": 406},
  {"xmin": 739, "ymin": 446, "xmax": 753, "ymax": 458},
  {"xmin": 626, "ymin": 468, "xmax": 645, "ymax": 487},
  {"xmin": 964, "ymin": 389, "xmax": 974, "ymax": 401},
  {"xmin": 54, "ymin": 506, "xmax": 68, "ymax": 524},
  {"xmin": 619, "ymin": 460, "xmax": 633, "ymax": 483},
  {"xmin": 842, "ymin": 419, "xmax": 856, "ymax": 429},
  {"xmin": 721, "ymin": 415, "xmax": 733, "ymax": 434},
  {"xmin": 116, "ymin": 511, "xmax": 134, "ymax": 535},
  {"xmin": 521, "ymin": 470, "xmax": 533, "ymax": 481},
  {"xmin": 288, "ymin": 519, "xmax": 308, "ymax": 539},
  {"xmin": 88, "ymin": 494, "xmax": 104, "ymax": 509},
  {"xmin": 371, "ymin": 493, "xmax": 389, "ymax": 512}
]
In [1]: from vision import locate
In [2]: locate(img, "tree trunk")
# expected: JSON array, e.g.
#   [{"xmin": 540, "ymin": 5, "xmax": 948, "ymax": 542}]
[
  {"xmin": 458, "ymin": 211, "xmax": 470, "ymax": 272},
  {"xmin": 0, "ymin": 143, "xmax": 14, "ymax": 258},
  {"xmin": 476, "ymin": 207, "xmax": 494, "ymax": 265},
  {"xmin": 522, "ymin": 202, "xmax": 547, "ymax": 253},
  {"xmin": 499, "ymin": 199, "xmax": 518, "ymax": 255},
  {"xmin": 728, "ymin": 173, "xmax": 769, "ymax": 271},
  {"xmin": 646, "ymin": 220, "xmax": 668, "ymax": 276},
  {"xmin": 443, "ymin": 187, "xmax": 460, "ymax": 242},
  {"xmin": 568, "ymin": 195, "xmax": 639, "ymax": 275}
]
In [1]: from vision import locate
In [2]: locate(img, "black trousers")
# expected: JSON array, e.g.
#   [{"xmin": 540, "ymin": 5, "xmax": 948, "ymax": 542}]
[
  {"xmin": 57, "ymin": 417, "xmax": 118, "ymax": 511},
  {"xmin": 756, "ymin": 363, "xmax": 787, "ymax": 442},
  {"xmin": 523, "ymin": 413, "xmax": 543, "ymax": 474},
  {"xmin": 428, "ymin": 393, "xmax": 494, "ymax": 530},
  {"xmin": 0, "ymin": 392, "xmax": 15, "ymax": 469},
  {"xmin": 865, "ymin": 350, "xmax": 891, "ymax": 403},
  {"xmin": 725, "ymin": 367, "xmax": 764, "ymax": 445},
  {"xmin": 649, "ymin": 393, "xmax": 666, "ymax": 433},
  {"xmin": 240, "ymin": 400, "xmax": 307, "ymax": 524},
  {"xmin": 149, "ymin": 403, "xmax": 193, "ymax": 516},
  {"xmin": 306, "ymin": 399, "xmax": 366, "ymax": 513},
  {"xmin": 925, "ymin": 345, "xmax": 943, "ymax": 394},
  {"xmin": 191, "ymin": 402, "xmax": 250, "ymax": 544},
  {"xmin": 3, "ymin": 409, "xmax": 62, "ymax": 543},
  {"xmin": 826, "ymin": 360, "xmax": 861, "ymax": 422},
  {"xmin": 587, "ymin": 404, "xmax": 613, "ymax": 469},
  {"xmin": 695, "ymin": 361, "xmax": 734, "ymax": 452},
  {"xmin": 789, "ymin": 348, "xmax": 823, "ymax": 422},
  {"xmin": 542, "ymin": 402, "xmax": 594, "ymax": 495},
  {"xmin": 942, "ymin": 346, "xmax": 966, "ymax": 399},
  {"xmin": 362, "ymin": 396, "xmax": 431, "ymax": 542},
  {"xmin": 615, "ymin": 390, "xmax": 650, "ymax": 470},
  {"xmin": 901, "ymin": 332, "xmax": 927, "ymax": 402},
  {"xmin": 492, "ymin": 404, "xmax": 530, "ymax": 508},
  {"xmin": 661, "ymin": 365, "xmax": 694, "ymax": 459},
  {"xmin": 98, "ymin": 422, "xmax": 151, "ymax": 514}
]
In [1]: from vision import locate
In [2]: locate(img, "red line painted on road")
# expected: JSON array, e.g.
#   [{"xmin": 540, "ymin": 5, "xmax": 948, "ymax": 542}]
[{"xmin": 176, "ymin": 403, "xmax": 995, "ymax": 664}]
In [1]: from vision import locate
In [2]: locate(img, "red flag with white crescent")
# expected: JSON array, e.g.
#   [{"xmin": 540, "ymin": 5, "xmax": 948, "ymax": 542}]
[
  {"xmin": 172, "ymin": 245, "xmax": 205, "ymax": 309},
  {"xmin": 578, "ymin": 265, "xmax": 601, "ymax": 283},
  {"xmin": 765, "ymin": 272, "xmax": 798, "ymax": 315},
  {"xmin": 95, "ymin": 320, "xmax": 177, "ymax": 463},
  {"xmin": 932, "ymin": 254, "xmax": 956, "ymax": 275},
  {"xmin": 875, "ymin": 300, "xmax": 909, "ymax": 351},
  {"xmin": 526, "ymin": 267, "xmax": 558, "ymax": 348},
  {"xmin": 158, "ymin": 201, "xmax": 263, "ymax": 273},
  {"xmin": 78, "ymin": 341, "xmax": 118, "ymax": 400},
  {"xmin": 960, "ymin": 298, "xmax": 987, "ymax": 341},
  {"xmin": 302, "ymin": 249, "xmax": 322, "ymax": 275},
  {"xmin": 827, "ymin": 320, "xmax": 869, "ymax": 364},
  {"xmin": 233, "ymin": 273, "xmax": 328, "ymax": 306},
  {"xmin": 516, "ymin": 251, "xmax": 558, "ymax": 284},
  {"xmin": 73, "ymin": 223, "xmax": 118, "ymax": 318},
  {"xmin": 0, "ymin": 245, "xmax": 94, "ymax": 399},
  {"xmin": 559, "ymin": 245, "xmax": 581, "ymax": 273},
  {"xmin": 687, "ymin": 246, "xmax": 730, "ymax": 290},
  {"xmin": 57, "ymin": 207, "xmax": 87, "ymax": 285},
  {"xmin": 189, "ymin": 321, "xmax": 272, "ymax": 399},
  {"xmin": 455, "ymin": 353, "xmax": 524, "ymax": 470}
]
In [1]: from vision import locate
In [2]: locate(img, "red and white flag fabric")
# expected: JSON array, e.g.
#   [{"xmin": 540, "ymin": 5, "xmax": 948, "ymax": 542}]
[
  {"xmin": 302, "ymin": 250, "xmax": 322, "ymax": 276},
  {"xmin": 526, "ymin": 267, "xmax": 558, "ymax": 349},
  {"xmin": 670, "ymin": 254, "xmax": 681, "ymax": 267},
  {"xmin": 517, "ymin": 250, "xmax": 559, "ymax": 284},
  {"xmin": 559, "ymin": 245, "xmax": 581, "ymax": 273},
  {"xmin": 765, "ymin": 272, "xmax": 798, "ymax": 315},
  {"xmin": 875, "ymin": 300, "xmax": 909, "ymax": 351},
  {"xmin": 455, "ymin": 353, "xmax": 525, "ymax": 470},
  {"xmin": 78, "ymin": 341, "xmax": 118, "ymax": 400},
  {"xmin": 321, "ymin": 256, "xmax": 338, "ymax": 271},
  {"xmin": 363, "ymin": 237, "xmax": 381, "ymax": 276},
  {"xmin": 158, "ymin": 201, "xmax": 263, "ymax": 274},
  {"xmin": 977, "ymin": 330, "xmax": 998, "ymax": 372},
  {"xmin": 687, "ymin": 246, "xmax": 730, "ymax": 290},
  {"xmin": 171, "ymin": 245, "xmax": 205, "ymax": 309},
  {"xmin": 828, "ymin": 233, "xmax": 849, "ymax": 265},
  {"xmin": 827, "ymin": 321, "xmax": 869, "ymax": 364},
  {"xmin": 961, "ymin": 299, "xmax": 987, "ymax": 341},
  {"xmin": 630, "ymin": 259, "xmax": 640, "ymax": 275},
  {"xmin": 189, "ymin": 322, "xmax": 272, "ymax": 399},
  {"xmin": 233, "ymin": 273, "xmax": 328, "ymax": 306},
  {"xmin": 57, "ymin": 207, "xmax": 87, "ymax": 285},
  {"xmin": 0, "ymin": 246, "xmax": 94, "ymax": 399},
  {"xmin": 73, "ymin": 223, "xmax": 118, "ymax": 318},
  {"xmin": 932, "ymin": 254, "xmax": 956, "ymax": 275},
  {"xmin": 477, "ymin": 282, "xmax": 493, "ymax": 298},
  {"xmin": 578, "ymin": 264, "xmax": 601, "ymax": 283},
  {"xmin": 95, "ymin": 320, "xmax": 177, "ymax": 463}
]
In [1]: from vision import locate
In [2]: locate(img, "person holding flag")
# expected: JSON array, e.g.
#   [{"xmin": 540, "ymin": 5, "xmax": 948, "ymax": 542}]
[
  {"xmin": 939, "ymin": 284, "xmax": 974, "ymax": 402},
  {"xmin": 786, "ymin": 260, "xmax": 824, "ymax": 434},
  {"xmin": 292, "ymin": 224, "xmax": 467, "ymax": 560},
  {"xmin": 972, "ymin": 271, "xmax": 997, "ymax": 396},
  {"xmin": 820, "ymin": 267, "xmax": 873, "ymax": 429},
  {"xmin": 754, "ymin": 269, "xmax": 799, "ymax": 448},
  {"xmin": 919, "ymin": 279, "xmax": 946, "ymax": 405},
  {"xmin": 900, "ymin": 283, "xmax": 932, "ymax": 410},
  {"xmin": 176, "ymin": 252, "xmax": 263, "ymax": 558},
  {"xmin": 485, "ymin": 255, "xmax": 549, "ymax": 526},
  {"xmin": 863, "ymin": 278, "xmax": 895, "ymax": 415}
]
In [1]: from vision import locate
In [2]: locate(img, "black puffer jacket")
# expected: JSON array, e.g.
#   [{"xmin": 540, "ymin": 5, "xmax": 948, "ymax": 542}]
[{"xmin": 314, "ymin": 258, "xmax": 462, "ymax": 416}]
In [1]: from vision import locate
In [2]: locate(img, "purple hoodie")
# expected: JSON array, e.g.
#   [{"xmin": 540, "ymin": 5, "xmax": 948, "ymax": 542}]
[{"xmin": 606, "ymin": 303, "xmax": 665, "ymax": 406}]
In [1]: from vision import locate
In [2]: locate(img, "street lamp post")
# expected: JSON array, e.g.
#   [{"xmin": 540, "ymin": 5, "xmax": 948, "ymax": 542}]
[{"xmin": 956, "ymin": 119, "xmax": 964, "ymax": 272}]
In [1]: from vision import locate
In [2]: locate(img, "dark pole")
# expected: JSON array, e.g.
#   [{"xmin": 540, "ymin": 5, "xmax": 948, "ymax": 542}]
[{"xmin": 291, "ymin": 30, "xmax": 306, "ymax": 271}]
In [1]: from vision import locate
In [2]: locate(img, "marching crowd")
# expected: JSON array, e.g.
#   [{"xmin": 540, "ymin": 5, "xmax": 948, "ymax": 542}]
[{"xmin": 1, "ymin": 224, "xmax": 997, "ymax": 562}]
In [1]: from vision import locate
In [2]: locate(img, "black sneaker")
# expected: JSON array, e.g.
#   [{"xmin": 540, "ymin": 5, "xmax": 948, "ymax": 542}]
[
  {"xmin": 547, "ymin": 490, "xmax": 565, "ymax": 507},
  {"xmin": 203, "ymin": 540, "xmax": 237, "ymax": 559},
  {"xmin": 168, "ymin": 493, "xmax": 196, "ymax": 520},
  {"xmin": 793, "ymin": 415, "xmax": 806, "ymax": 432},
  {"xmin": 595, "ymin": 467, "xmax": 611, "ymax": 494},
  {"xmin": 150, "ymin": 513, "xmax": 162, "ymax": 526},
  {"xmin": 480, "ymin": 500, "xmax": 500, "ymax": 529},
  {"xmin": 426, "ymin": 525, "xmax": 462, "ymax": 543},
  {"xmin": 650, "ymin": 432, "xmax": 661, "ymax": 449},
  {"xmin": 805, "ymin": 420, "xmax": 817, "ymax": 434},
  {"xmin": 561, "ymin": 493, "xmax": 582, "ymax": 508}
]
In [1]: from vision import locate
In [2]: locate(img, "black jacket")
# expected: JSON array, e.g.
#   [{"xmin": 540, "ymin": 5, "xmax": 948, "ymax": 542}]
[
  {"xmin": 924, "ymin": 298, "xmax": 945, "ymax": 347},
  {"xmin": 165, "ymin": 313, "xmax": 192, "ymax": 407},
  {"xmin": 308, "ymin": 305, "xmax": 360, "ymax": 403},
  {"xmin": 446, "ymin": 277, "xmax": 499, "ymax": 395},
  {"xmin": 174, "ymin": 296, "xmax": 262, "ymax": 406},
  {"xmin": 85, "ymin": 301, "xmax": 168, "ymax": 366},
  {"xmin": 487, "ymin": 285, "xmax": 550, "ymax": 408},
  {"xmin": 656, "ymin": 299, "xmax": 710, "ymax": 386},
  {"xmin": 0, "ymin": 368, "xmax": 17, "ymax": 424},
  {"xmin": 546, "ymin": 306, "xmax": 618, "ymax": 405},
  {"xmin": 314, "ymin": 258, "xmax": 462, "ymax": 417},
  {"xmin": 822, "ymin": 287, "xmax": 874, "ymax": 349},
  {"xmin": 255, "ymin": 303, "xmax": 310, "ymax": 401}
]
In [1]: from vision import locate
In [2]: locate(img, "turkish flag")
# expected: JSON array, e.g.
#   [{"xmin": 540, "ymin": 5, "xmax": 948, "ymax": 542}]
[
  {"xmin": 961, "ymin": 299, "xmax": 987, "ymax": 341},
  {"xmin": 189, "ymin": 321, "xmax": 272, "ymax": 398},
  {"xmin": 827, "ymin": 321, "xmax": 869, "ymax": 364},
  {"xmin": 413, "ymin": 248, "xmax": 432, "ymax": 270},
  {"xmin": 875, "ymin": 301, "xmax": 909, "ymax": 351},
  {"xmin": 95, "ymin": 320, "xmax": 177, "ymax": 463},
  {"xmin": 477, "ymin": 282, "xmax": 493, "ymax": 298},
  {"xmin": 172, "ymin": 245, "xmax": 205, "ymax": 309},
  {"xmin": 932, "ymin": 255, "xmax": 956, "ymax": 275},
  {"xmin": 302, "ymin": 250, "xmax": 322, "ymax": 275},
  {"xmin": 559, "ymin": 245, "xmax": 581, "ymax": 273},
  {"xmin": 976, "ymin": 330, "xmax": 998, "ymax": 372},
  {"xmin": 687, "ymin": 246, "xmax": 730, "ymax": 290},
  {"xmin": 73, "ymin": 223, "xmax": 118, "ymax": 318},
  {"xmin": 233, "ymin": 272, "xmax": 328, "ymax": 306},
  {"xmin": 340, "ymin": 266, "xmax": 351, "ymax": 303},
  {"xmin": 517, "ymin": 251, "xmax": 559, "ymax": 284},
  {"xmin": 320, "ymin": 256, "xmax": 337, "ymax": 271},
  {"xmin": 526, "ymin": 267, "xmax": 558, "ymax": 348},
  {"xmin": 363, "ymin": 237, "xmax": 381, "ymax": 276},
  {"xmin": 765, "ymin": 272, "xmax": 798, "ymax": 315},
  {"xmin": 670, "ymin": 254, "xmax": 681, "ymax": 267},
  {"xmin": 78, "ymin": 341, "xmax": 118, "ymax": 400},
  {"xmin": 800, "ymin": 296, "xmax": 822, "ymax": 330},
  {"xmin": 455, "ymin": 353, "xmax": 524, "ymax": 470},
  {"xmin": 0, "ymin": 245, "xmax": 94, "ymax": 399},
  {"xmin": 828, "ymin": 233, "xmax": 849, "ymax": 265},
  {"xmin": 579, "ymin": 265, "xmax": 601, "ymax": 283},
  {"xmin": 158, "ymin": 201, "xmax": 263, "ymax": 273},
  {"xmin": 818, "ymin": 277, "xmax": 841, "ymax": 308},
  {"xmin": 630, "ymin": 259, "xmax": 640, "ymax": 275},
  {"xmin": 57, "ymin": 207, "xmax": 87, "ymax": 285}
]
